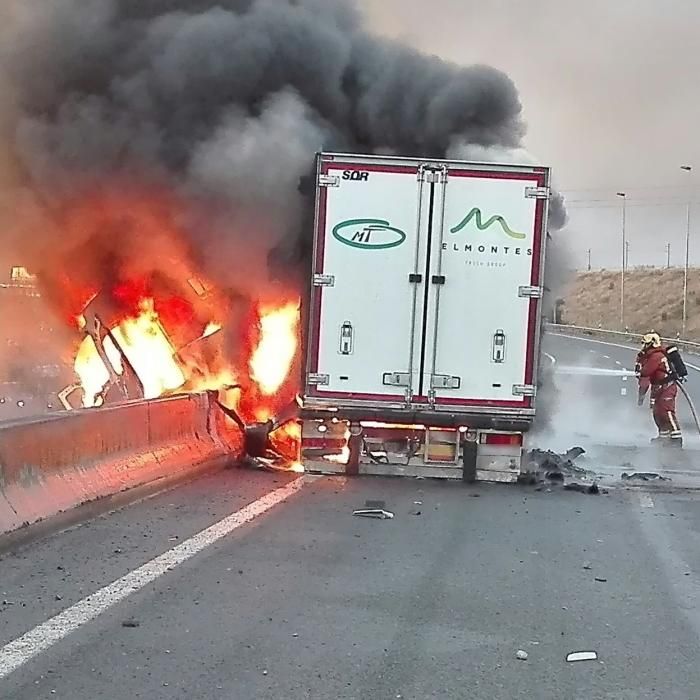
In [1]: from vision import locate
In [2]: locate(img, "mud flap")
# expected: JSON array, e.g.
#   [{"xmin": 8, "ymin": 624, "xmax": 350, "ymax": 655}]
[
  {"xmin": 347, "ymin": 433, "xmax": 362, "ymax": 476},
  {"xmin": 462, "ymin": 439, "xmax": 477, "ymax": 483}
]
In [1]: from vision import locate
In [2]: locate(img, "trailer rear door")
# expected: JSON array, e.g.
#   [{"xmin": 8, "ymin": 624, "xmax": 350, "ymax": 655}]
[
  {"xmin": 306, "ymin": 156, "xmax": 430, "ymax": 405},
  {"xmin": 419, "ymin": 166, "xmax": 548, "ymax": 413}
]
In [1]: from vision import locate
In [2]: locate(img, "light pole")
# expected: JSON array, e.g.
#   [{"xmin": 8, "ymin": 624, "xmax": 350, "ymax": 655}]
[
  {"xmin": 681, "ymin": 165, "xmax": 692, "ymax": 337},
  {"xmin": 587, "ymin": 248, "xmax": 591, "ymax": 271},
  {"xmin": 616, "ymin": 192, "xmax": 626, "ymax": 328},
  {"xmin": 666, "ymin": 242, "xmax": 671, "ymax": 269}
]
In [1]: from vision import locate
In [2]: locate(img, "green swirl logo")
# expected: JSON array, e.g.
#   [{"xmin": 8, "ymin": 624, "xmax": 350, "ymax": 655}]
[
  {"xmin": 333, "ymin": 219, "xmax": 407, "ymax": 250},
  {"xmin": 450, "ymin": 208, "xmax": 526, "ymax": 240}
]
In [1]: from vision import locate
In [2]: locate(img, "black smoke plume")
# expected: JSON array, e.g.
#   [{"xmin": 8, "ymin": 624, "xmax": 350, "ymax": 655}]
[{"xmin": 0, "ymin": 0, "xmax": 562, "ymax": 295}]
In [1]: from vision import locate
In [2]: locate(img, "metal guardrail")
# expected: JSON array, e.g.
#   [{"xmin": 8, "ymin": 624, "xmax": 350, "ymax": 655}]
[{"xmin": 544, "ymin": 323, "xmax": 700, "ymax": 353}]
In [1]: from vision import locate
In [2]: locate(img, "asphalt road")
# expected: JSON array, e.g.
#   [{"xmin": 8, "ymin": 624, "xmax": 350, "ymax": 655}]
[{"xmin": 3, "ymin": 334, "xmax": 700, "ymax": 698}]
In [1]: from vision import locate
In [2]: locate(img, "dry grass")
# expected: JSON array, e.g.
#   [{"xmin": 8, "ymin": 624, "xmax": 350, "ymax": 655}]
[{"xmin": 561, "ymin": 268, "xmax": 700, "ymax": 341}]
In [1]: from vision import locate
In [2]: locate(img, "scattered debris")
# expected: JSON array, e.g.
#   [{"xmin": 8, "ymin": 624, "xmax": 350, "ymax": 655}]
[
  {"xmin": 621, "ymin": 472, "xmax": 670, "ymax": 482},
  {"xmin": 564, "ymin": 447, "xmax": 586, "ymax": 461},
  {"xmin": 121, "ymin": 619, "xmax": 140, "ymax": 628},
  {"xmin": 470, "ymin": 493, "xmax": 482, "ymax": 498},
  {"xmin": 526, "ymin": 448, "xmax": 600, "ymax": 492},
  {"xmin": 595, "ymin": 577, "xmax": 608, "ymax": 583},
  {"xmin": 516, "ymin": 650, "xmax": 528, "ymax": 661},
  {"xmin": 414, "ymin": 501, "xmax": 423, "ymax": 506},
  {"xmin": 583, "ymin": 562, "xmax": 592, "ymax": 570},
  {"xmin": 54, "ymin": 594, "xmax": 62, "ymax": 601},
  {"xmin": 353, "ymin": 509, "xmax": 394, "ymax": 520},
  {"xmin": 527, "ymin": 447, "xmax": 589, "ymax": 477},
  {"xmin": 412, "ymin": 510, "xmax": 422, "ymax": 516},
  {"xmin": 563, "ymin": 482, "xmax": 600, "ymax": 495},
  {"xmin": 566, "ymin": 651, "xmax": 598, "ymax": 663}
]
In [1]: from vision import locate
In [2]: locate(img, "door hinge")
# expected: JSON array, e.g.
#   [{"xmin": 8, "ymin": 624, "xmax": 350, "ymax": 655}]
[
  {"xmin": 319, "ymin": 175, "xmax": 340, "ymax": 188},
  {"xmin": 431, "ymin": 275, "xmax": 446, "ymax": 285},
  {"xmin": 512, "ymin": 384, "xmax": 536, "ymax": 397},
  {"xmin": 383, "ymin": 372, "xmax": 411, "ymax": 387},
  {"xmin": 518, "ymin": 285, "xmax": 543, "ymax": 299},
  {"xmin": 525, "ymin": 186, "xmax": 550, "ymax": 200},
  {"xmin": 408, "ymin": 273, "xmax": 423, "ymax": 283},
  {"xmin": 308, "ymin": 373, "xmax": 330, "ymax": 386},
  {"xmin": 313, "ymin": 274, "xmax": 335, "ymax": 287},
  {"xmin": 418, "ymin": 165, "xmax": 448, "ymax": 183},
  {"xmin": 430, "ymin": 374, "xmax": 461, "ymax": 390}
]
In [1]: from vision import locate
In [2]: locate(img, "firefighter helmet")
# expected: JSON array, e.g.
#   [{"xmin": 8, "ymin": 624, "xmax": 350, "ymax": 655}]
[{"xmin": 642, "ymin": 332, "xmax": 661, "ymax": 349}]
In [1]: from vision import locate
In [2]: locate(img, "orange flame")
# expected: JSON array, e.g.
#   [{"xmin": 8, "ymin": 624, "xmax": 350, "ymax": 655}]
[
  {"xmin": 74, "ymin": 335, "xmax": 123, "ymax": 408},
  {"xmin": 324, "ymin": 427, "xmax": 351, "ymax": 464},
  {"xmin": 250, "ymin": 302, "xmax": 300, "ymax": 396},
  {"xmin": 111, "ymin": 299, "xmax": 186, "ymax": 399},
  {"xmin": 74, "ymin": 298, "xmax": 185, "ymax": 405},
  {"xmin": 73, "ymin": 294, "xmax": 302, "ymax": 419}
]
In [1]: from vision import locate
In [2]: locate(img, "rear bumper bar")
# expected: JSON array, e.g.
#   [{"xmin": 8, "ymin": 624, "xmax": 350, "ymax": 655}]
[{"xmin": 300, "ymin": 407, "xmax": 532, "ymax": 433}]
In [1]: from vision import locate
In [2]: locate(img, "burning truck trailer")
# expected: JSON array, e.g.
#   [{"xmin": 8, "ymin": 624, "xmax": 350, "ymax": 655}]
[{"xmin": 293, "ymin": 152, "xmax": 552, "ymax": 483}]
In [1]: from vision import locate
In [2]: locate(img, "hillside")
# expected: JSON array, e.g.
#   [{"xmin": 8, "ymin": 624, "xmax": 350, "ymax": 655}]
[{"xmin": 560, "ymin": 268, "xmax": 700, "ymax": 341}]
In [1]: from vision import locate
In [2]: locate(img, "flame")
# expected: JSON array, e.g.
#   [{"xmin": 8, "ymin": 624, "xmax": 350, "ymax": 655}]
[
  {"xmin": 74, "ymin": 298, "xmax": 185, "ymax": 405},
  {"xmin": 111, "ymin": 299, "xmax": 186, "ymax": 399},
  {"xmin": 324, "ymin": 427, "xmax": 351, "ymax": 464},
  {"xmin": 269, "ymin": 420, "xmax": 301, "ymax": 464},
  {"xmin": 73, "ymin": 295, "xmax": 302, "ymax": 419},
  {"xmin": 250, "ymin": 302, "xmax": 299, "ymax": 396},
  {"xmin": 74, "ymin": 335, "xmax": 121, "ymax": 408},
  {"xmin": 52, "ymin": 190, "xmax": 302, "ymax": 419}
]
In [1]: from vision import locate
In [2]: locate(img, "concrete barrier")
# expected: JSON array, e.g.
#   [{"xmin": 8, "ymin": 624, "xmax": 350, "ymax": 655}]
[{"xmin": 0, "ymin": 393, "xmax": 244, "ymax": 536}]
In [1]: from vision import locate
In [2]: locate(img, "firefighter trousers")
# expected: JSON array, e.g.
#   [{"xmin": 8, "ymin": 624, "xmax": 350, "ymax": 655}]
[{"xmin": 651, "ymin": 382, "xmax": 681, "ymax": 438}]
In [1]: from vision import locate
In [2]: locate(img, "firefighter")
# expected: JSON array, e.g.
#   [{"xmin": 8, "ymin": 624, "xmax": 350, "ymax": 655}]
[{"xmin": 636, "ymin": 332, "xmax": 686, "ymax": 446}]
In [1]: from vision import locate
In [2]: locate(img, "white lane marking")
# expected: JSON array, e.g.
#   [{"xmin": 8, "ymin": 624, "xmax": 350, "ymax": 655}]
[
  {"xmin": 639, "ymin": 493, "xmax": 655, "ymax": 509},
  {"xmin": 0, "ymin": 478, "xmax": 303, "ymax": 680},
  {"xmin": 551, "ymin": 334, "xmax": 700, "ymax": 373},
  {"xmin": 543, "ymin": 352, "xmax": 556, "ymax": 366},
  {"xmin": 603, "ymin": 355, "xmax": 611, "ymax": 360},
  {"xmin": 616, "ymin": 361, "xmax": 622, "ymax": 366},
  {"xmin": 621, "ymin": 388, "xmax": 627, "ymax": 396}
]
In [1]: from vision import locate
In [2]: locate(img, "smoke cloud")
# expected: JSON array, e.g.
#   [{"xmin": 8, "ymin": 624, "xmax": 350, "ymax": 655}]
[{"xmin": 0, "ymin": 0, "xmax": 556, "ymax": 295}]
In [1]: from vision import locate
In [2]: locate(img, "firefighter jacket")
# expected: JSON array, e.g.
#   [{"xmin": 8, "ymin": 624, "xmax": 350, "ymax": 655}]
[{"xmin": 637, "ymin": 347, "xmax": 674, "ymax": 399}]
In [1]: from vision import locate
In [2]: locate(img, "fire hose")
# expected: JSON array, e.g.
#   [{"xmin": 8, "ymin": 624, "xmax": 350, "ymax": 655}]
[{"xmin": 677, "ymin": 381, "xmax": 700, "ymax": 437}]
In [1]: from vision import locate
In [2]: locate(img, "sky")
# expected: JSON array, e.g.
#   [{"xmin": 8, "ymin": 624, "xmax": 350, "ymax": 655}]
[{"xmin": 361, "ymin": 0, "xmax": 700, "ymax": 270}]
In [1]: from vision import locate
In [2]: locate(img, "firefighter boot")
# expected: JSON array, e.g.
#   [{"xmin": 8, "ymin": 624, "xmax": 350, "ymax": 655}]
[{"xmin": 669, "ymin": 436, "xmax": 684, "ymax": 449}]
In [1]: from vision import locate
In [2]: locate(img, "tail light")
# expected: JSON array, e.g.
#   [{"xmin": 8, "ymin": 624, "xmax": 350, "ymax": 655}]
[{"xmin": 481, "ymin": 432, "xmax": 522, "ymax": 446}]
